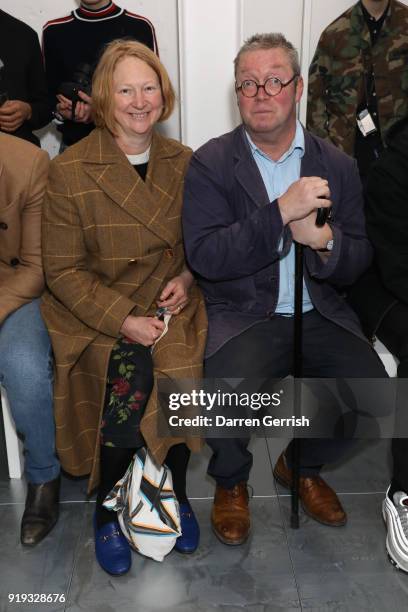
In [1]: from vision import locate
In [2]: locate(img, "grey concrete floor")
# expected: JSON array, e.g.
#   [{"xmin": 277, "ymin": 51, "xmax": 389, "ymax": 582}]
[{"xmin": 0, "ymin": 437, "xmax": 407, "ymax": 612}]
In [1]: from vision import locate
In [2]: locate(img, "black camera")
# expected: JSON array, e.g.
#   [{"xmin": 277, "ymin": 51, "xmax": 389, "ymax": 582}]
[{"xmin": 58, "ymin": 63, "xmax": 93, "ymax": 104}]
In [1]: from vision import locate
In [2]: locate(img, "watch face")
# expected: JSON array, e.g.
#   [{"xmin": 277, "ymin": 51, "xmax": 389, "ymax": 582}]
[{"xmin": 326, "ymin": 239, "xmax": 334, "ymax": 251}]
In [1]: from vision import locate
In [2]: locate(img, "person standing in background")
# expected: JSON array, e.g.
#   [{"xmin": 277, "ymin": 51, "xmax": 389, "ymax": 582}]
[
  {"xmin": 0, "ymin": 10, "xmax": 50, "ymax": 146},
  {"xmin": 42, "ymin": 1, "xmax": 157, "ymax": 150},
  {"xmin": 308, "ymin": 0, "xmax": 408, "ymax": 573},
  {"xmin": 348, "ymin": 117, "xmax": 408, "ymax": 574},
  {"xmin": 307, "ymin": 0, "xmax": 408, "ymax": 186}
]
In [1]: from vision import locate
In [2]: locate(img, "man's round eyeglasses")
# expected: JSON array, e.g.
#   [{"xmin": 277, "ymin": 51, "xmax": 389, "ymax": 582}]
[{"xmin": 235, "ymin": 74, "xmax": 299, "ymax": 98}]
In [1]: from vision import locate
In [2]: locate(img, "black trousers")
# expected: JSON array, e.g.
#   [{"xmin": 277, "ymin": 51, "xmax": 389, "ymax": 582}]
[
  {"xmin": 204, "ymin": 310, "xmax": 387, "ymax": 488},
  {"xmin": 101, "ymin": 339, "xmax": 153, "ymax": 448},
  {"xmin": 377, "ymin": 302, "xmax": 408, "ymax": 492}
]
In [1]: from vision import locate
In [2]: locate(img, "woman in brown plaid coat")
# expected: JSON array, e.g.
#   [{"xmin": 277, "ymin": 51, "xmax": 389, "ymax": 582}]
[{"xmin": 41, "ymin": 40, "xmax": 207, "ymax": 574}]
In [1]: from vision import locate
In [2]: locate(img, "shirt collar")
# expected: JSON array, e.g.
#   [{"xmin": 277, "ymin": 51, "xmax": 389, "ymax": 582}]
[
  {"xmin": 78, "ymin": 2, "xmax": 117, "ymax": 19},
  {"xmin": 359, "ymin": 0, "xmax": 390, "ymax": 24},
  {"xmin": 246, "ymin": 120, "xmax": 305, "ymax": 163}
]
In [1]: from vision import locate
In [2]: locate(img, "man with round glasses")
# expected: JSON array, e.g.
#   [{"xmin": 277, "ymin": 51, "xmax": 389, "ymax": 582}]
[
  {"xmin": 183, "ymin": 32, "xmax": 387, "ymax": 545},
  {"xmin": 235, "ymin": 73, "xmax": 299, "ymax": 98},
  {"xmin": 236, "ymin": 73, "xmax": 299, "ymax": 98}
]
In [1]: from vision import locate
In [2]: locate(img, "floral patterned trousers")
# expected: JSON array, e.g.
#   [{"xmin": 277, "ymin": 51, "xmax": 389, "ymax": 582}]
[{"xmin": 100, "ymin": 337, "xmax": 154, "ymax": 448}]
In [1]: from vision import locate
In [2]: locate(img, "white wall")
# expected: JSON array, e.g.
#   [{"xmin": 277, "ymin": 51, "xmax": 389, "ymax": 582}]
[
  {"xmin": 178, "ymin": 0, "xmax": 306, "ymax": 150},
  {"xmin": 178, "ymin": 0, "xmax": 242, "ymax": 150},
  {"xmin": 2, "ymin": 0, "xmax": 408, "ymax": 155}
]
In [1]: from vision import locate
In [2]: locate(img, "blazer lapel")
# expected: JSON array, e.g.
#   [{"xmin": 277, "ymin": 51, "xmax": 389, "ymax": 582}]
[
  {"xmin": 233, "ymin": 126, "xmax": 271, "ymax": 208},
  {"xmin": 301, "ymin": 129, "xmax": 328, "ymax": 180},
  {"xmin": 301, "ymin": 129, "xmax": 341, "ymax": 222}
]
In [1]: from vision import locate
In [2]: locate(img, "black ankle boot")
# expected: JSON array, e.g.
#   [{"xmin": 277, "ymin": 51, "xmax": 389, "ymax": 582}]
[{"xmin": 21, "ymin": 475, "xmax": 60, "ymax": 546}]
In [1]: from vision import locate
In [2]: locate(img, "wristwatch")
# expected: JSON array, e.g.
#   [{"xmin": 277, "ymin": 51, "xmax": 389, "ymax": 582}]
[{"xmin": 318, "ymin": 238, "xmax": 334, "ymax": 253}]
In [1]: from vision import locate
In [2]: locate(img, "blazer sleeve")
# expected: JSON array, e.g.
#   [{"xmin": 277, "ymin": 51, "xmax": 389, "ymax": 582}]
[
  {"xmin": 42, "ymin": 161, "xmax": 137, "ymax": 338},
  {"xmin": 0, "ymin": 148, "xmax": 49, "ymax": 324},
  {"xmin": 183, "ymin": 149, "xmax": 289, "ymax": 282},
  {"xmin": 304, "ymin": 156, "xmax": 373, "ymax": 286}
]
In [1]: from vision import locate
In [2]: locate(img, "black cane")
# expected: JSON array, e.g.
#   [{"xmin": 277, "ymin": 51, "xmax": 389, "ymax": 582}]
[
  {"xmin": 290, "ymin": 241, "xmax": 303, "ymax": 529},
  {"xmin": 290, "ymin": 205, "xmax": 329, "ymax": 529}
]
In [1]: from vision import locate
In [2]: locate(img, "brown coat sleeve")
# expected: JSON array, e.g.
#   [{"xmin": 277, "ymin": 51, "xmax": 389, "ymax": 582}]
[
  {"xmin": 0, "ymin": 146, "xmax": 49, "ymax": 324},
  {"xmin": 42, "ymin": 159, "xmax": 136, "ymax": 338}
]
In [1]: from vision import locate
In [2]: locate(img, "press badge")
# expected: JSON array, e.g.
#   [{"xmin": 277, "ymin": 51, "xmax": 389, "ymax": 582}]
[{"xmin": 357, "ymin": 109, "xmax": 377, "ymax": 137}]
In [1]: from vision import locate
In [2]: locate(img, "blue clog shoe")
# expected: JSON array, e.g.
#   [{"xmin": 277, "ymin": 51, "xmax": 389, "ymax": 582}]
[
  {"xmin": 175, "ymin": 502, "xmax": 200, "ymax": 554},
  {"xmin": 93, "ymin": 515, "xmax": 131, "ymax": 575}
]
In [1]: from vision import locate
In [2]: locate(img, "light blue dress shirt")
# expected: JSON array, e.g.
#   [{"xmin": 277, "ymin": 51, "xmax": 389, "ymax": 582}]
[{"xmin": 246, "ymin": 120, "xmax": 314, "ymax": 314}]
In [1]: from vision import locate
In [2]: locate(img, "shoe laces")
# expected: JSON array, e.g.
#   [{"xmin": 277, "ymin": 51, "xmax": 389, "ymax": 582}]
[{"xmin": 393, "ymin": 492, "xmax": 408, "ymax": 537}]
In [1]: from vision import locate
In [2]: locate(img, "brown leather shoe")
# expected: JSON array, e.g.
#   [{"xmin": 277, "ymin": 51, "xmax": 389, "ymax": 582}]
[
  {"xmin": 211, "ymin": 482, "xmax": 250, "ymax": 545},
  {"xmin": 273, "ymin": 452, "xmax": 347, "ymax": 527},
  {"xmin": 21, "ymin": 476, "xmax": 60, "ymax": 546}
]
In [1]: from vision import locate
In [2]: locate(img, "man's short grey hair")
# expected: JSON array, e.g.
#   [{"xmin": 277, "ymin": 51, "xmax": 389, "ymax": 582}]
[{"xmin": 234, "ymin": 33, "xmax": 301, "ymax": 78}]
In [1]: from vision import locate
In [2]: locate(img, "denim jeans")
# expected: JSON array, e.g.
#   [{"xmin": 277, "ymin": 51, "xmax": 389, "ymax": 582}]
[{"xmin": 0, "ymin": 300, "xmax": 60, "ymax": 483}]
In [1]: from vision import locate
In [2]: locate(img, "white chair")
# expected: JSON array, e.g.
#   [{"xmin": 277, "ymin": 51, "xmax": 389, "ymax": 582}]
[{"xmin": 1, "ymin": 385, "xmax": 23, "ymax": 479}]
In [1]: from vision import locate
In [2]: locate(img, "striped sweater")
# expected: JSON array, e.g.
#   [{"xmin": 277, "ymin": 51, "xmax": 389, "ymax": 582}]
[{"xmin": 42, "ymin": 1, "xmax": 158, "ymax": 145}]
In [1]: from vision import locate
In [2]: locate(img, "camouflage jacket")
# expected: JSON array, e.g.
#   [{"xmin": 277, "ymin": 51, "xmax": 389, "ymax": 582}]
[{"xmin": 307, "ymin": 0, "xmax": 408, "ymax": 156}]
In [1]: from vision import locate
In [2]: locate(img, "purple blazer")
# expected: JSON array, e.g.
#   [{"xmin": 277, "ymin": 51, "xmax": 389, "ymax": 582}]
[{"xmin": 183, "ymin": 124, "xmax": 372, "ymax": 358}]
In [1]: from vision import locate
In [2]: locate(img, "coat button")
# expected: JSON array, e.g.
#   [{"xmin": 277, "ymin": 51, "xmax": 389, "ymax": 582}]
[
  {"xmin": 0, "ymin": 222, "xmax": 7, "ymax": 230},
  {"xmin": 127, "ymin": 258, "xmax": 137, "ymax": 264},
  {"xmin": 165, "ymin": 249, "xmax": 174, "ymax": 258},
  {"xmin": 10, "ymin": 257, "xmax": 19, "ymax": 266}
]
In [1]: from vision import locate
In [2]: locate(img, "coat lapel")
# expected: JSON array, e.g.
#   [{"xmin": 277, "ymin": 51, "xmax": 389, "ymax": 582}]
[
  {"xmin": 144, "ymin": 130, "xmax": 189, "ymax": 239},
  {"xmin": 82, "ymin": 129, "xmax": 181, "ymax": 245},
  {"xmin": 233, "ymin": 126, "xmax": 270, "ymax": 208}
]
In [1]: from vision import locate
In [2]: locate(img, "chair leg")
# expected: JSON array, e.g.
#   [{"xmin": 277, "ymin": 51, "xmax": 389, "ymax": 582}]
[{"xmin": 1, "ymin": 386, "xmax": 24, "ymax": 479}]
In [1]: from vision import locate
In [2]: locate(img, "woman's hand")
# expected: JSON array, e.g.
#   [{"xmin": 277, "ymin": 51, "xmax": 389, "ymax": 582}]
[
  {"xmin": 157, "ymin": 269, "xmax": 194, "ymax": 314},
  {"xmin": 120, "ymin": 315, "xmax": 165, "ymax": 346}
]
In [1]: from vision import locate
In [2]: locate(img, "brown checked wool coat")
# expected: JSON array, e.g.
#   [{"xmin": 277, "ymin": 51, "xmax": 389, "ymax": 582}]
[{"xmin": 41, "ymin": 127, "xmax": 207, "ymax": 492}]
